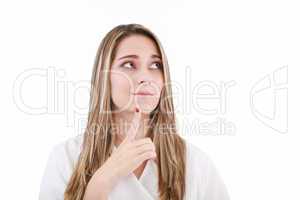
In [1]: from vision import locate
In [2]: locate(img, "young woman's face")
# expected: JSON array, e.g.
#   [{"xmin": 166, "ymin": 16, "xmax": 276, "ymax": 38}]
[{"xmin": 110, "ymin": 35, "xmax": 164, "ymax": 114}]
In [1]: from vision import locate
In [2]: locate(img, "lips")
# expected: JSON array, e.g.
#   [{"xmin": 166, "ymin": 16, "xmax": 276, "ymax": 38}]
[{"xmin": 133, "ymin": 91, "xmax": 154, "ymax": 96}]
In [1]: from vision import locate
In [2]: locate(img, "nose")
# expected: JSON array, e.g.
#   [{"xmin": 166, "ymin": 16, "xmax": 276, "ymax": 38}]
[
  {"xmin": 136, "ymin": 69, "xmax": 153, "ymax": 85},
  {"xmin": 133, "ymin": 73, "xmax": 160, "ymax": 96},
  {"xmin": 139, "ymin": 80, "xmax": 151, "ymax": 85},
  {"xmin": 133, "ymin": 66, "xmax": 156, "ymax": 92}
]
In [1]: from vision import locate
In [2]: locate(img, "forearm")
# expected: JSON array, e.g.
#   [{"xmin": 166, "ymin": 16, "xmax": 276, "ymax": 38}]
[
  {"xmin": 83, "ymin": 169, "xmax": 118, "ymax": 200},
  {"xmin": 83, "ymin": 179, "xmax": 109, "ymax": 200}
]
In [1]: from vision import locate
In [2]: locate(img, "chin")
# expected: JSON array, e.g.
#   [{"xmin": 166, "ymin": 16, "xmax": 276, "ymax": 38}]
[{"xmin": 134, "ymin": 104, "xmax": 157, "ymax": 114}]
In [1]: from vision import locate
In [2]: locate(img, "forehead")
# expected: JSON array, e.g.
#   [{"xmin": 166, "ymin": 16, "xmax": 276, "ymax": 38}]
[{"xmin": 114, "ymin": 35, "xmax": 160, "ymax": 57}]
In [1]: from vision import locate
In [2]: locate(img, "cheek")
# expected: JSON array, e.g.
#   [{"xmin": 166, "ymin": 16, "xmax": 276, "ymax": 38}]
[
  {"xmin": 110, "ymin": 73, "xmax": 132, "ymax": 106},
  {"xmin": 154, "ymin": 74, "xmax": 164, "ymax": 96}
]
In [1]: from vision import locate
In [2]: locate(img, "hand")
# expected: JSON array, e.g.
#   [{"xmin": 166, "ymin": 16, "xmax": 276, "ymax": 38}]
[{"xmin": 84, "ymin": 107, "xmax": 156, "ymax": 200}]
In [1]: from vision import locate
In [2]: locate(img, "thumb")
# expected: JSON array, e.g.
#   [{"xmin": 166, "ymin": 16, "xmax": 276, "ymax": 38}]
[{"xmin": 124, "ymin": 107, "xmax": 142, "ymax": 142}]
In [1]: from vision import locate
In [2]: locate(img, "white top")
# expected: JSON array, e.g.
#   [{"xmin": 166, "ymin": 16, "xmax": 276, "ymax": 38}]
[{"xmin": 39, "ymin": 134, "xmax": 230, "ymax": 200}]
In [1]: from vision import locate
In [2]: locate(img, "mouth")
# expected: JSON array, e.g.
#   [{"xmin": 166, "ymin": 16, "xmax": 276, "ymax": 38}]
[{"xmin": 133, "ymin": 92, "xmax": 154, "ymax": 96}]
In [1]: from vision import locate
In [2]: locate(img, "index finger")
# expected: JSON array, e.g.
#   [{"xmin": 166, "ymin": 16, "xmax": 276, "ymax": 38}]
[{"xmin": 124, "ymin": 107, "xmax": 142, "ymax": 142}]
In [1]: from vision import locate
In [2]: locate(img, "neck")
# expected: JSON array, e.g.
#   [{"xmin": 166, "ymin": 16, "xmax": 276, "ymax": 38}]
[{"xmin": 112, "ymin": 110, "xmax": 151, "ymax": 146}]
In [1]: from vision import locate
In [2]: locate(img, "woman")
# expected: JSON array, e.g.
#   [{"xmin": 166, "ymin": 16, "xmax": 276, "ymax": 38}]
[{"xmin": 39, "ymin": 24, "xmax": 230, "ymax": 200}]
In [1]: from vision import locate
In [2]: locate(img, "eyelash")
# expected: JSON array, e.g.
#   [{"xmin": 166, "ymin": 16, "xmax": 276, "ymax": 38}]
[
  {"xmin": 120, "ymin": 61, "xmax": 162, "ymax": 70},
  {"xmin": 120, "ymin": 61, "xmax": 135, "ymax": 69}
]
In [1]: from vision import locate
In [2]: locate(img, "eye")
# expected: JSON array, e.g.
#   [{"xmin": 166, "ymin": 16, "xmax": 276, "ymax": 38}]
[
  {"xmin": 150, "ymin": 62, "xmax": 162, "ymax": 69},
  {"xmin": 121, "ymin": 61, "xmax": 135, "ymax": 69}
]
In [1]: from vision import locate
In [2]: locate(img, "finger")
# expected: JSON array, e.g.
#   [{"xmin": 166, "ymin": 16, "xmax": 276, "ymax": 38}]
[
  {"xmin": 133, "ymin": 142, "xmax": 156, "ymax": 155},
  {"xmin": 131, "ymin": 137, "xmax": 153, "ymax": 147},
  {"xmin": 124, "ymin": 107, "xmax": 142, "ymax": 142},
  {"xmin": 133, "ymin": 151, "xmax": 157, "ymax": 166}
]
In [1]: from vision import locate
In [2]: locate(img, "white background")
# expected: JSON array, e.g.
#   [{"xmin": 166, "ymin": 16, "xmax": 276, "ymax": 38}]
[{"xmin": 1, "ymin": 0, "xmax": 299, "ymax": 199}]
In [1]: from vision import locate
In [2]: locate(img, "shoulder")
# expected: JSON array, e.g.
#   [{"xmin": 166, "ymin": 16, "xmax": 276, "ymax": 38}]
[
  {"xmin": 39, "ymin": 134, "xmax": 84, "ymax": 200},
  {"xmin": 50, "ymin": 134, "xmax": 84, "ymax": 172},
  {"xmin": 185, "ymin": 140, "xmax": 225, "ymax": 180},
  {"xmin": 184, "ymin": 141, "xmax": 230, "ymax": 200},
  {"xmin": 185, "ymin": 141, "xmax": 216, "ymax": 185},
  {"xmin": 52, "ymin": 134, "xmax": 84, "ymax": 158},
  {"xmin": 41, "ymin": 134, "xmax": 83, "ymax": 187},
  {"xmin": 185, "ymin": 141, "xmax": 214, "ymax": 169}
]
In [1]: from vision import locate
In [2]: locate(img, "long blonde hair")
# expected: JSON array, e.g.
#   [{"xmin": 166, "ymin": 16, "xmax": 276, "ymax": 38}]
[{"xmin": 64, "ymin": 24, "xmax": 186, "ymax": 200}]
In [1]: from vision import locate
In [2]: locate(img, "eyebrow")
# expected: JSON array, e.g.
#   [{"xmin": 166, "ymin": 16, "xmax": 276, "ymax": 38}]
[{"xmin": 117, "ymin": 54, "xmax": 162, "ymax": 60}]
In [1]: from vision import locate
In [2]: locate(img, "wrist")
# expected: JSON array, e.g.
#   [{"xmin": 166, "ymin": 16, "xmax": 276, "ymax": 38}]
[
  {"xmin": 84, "ymin": 175, "xmax": 110, "ymax": 200},
  {"xmin": 93, "ymin": 168, "xmax": 119, "ymax": 194}
]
